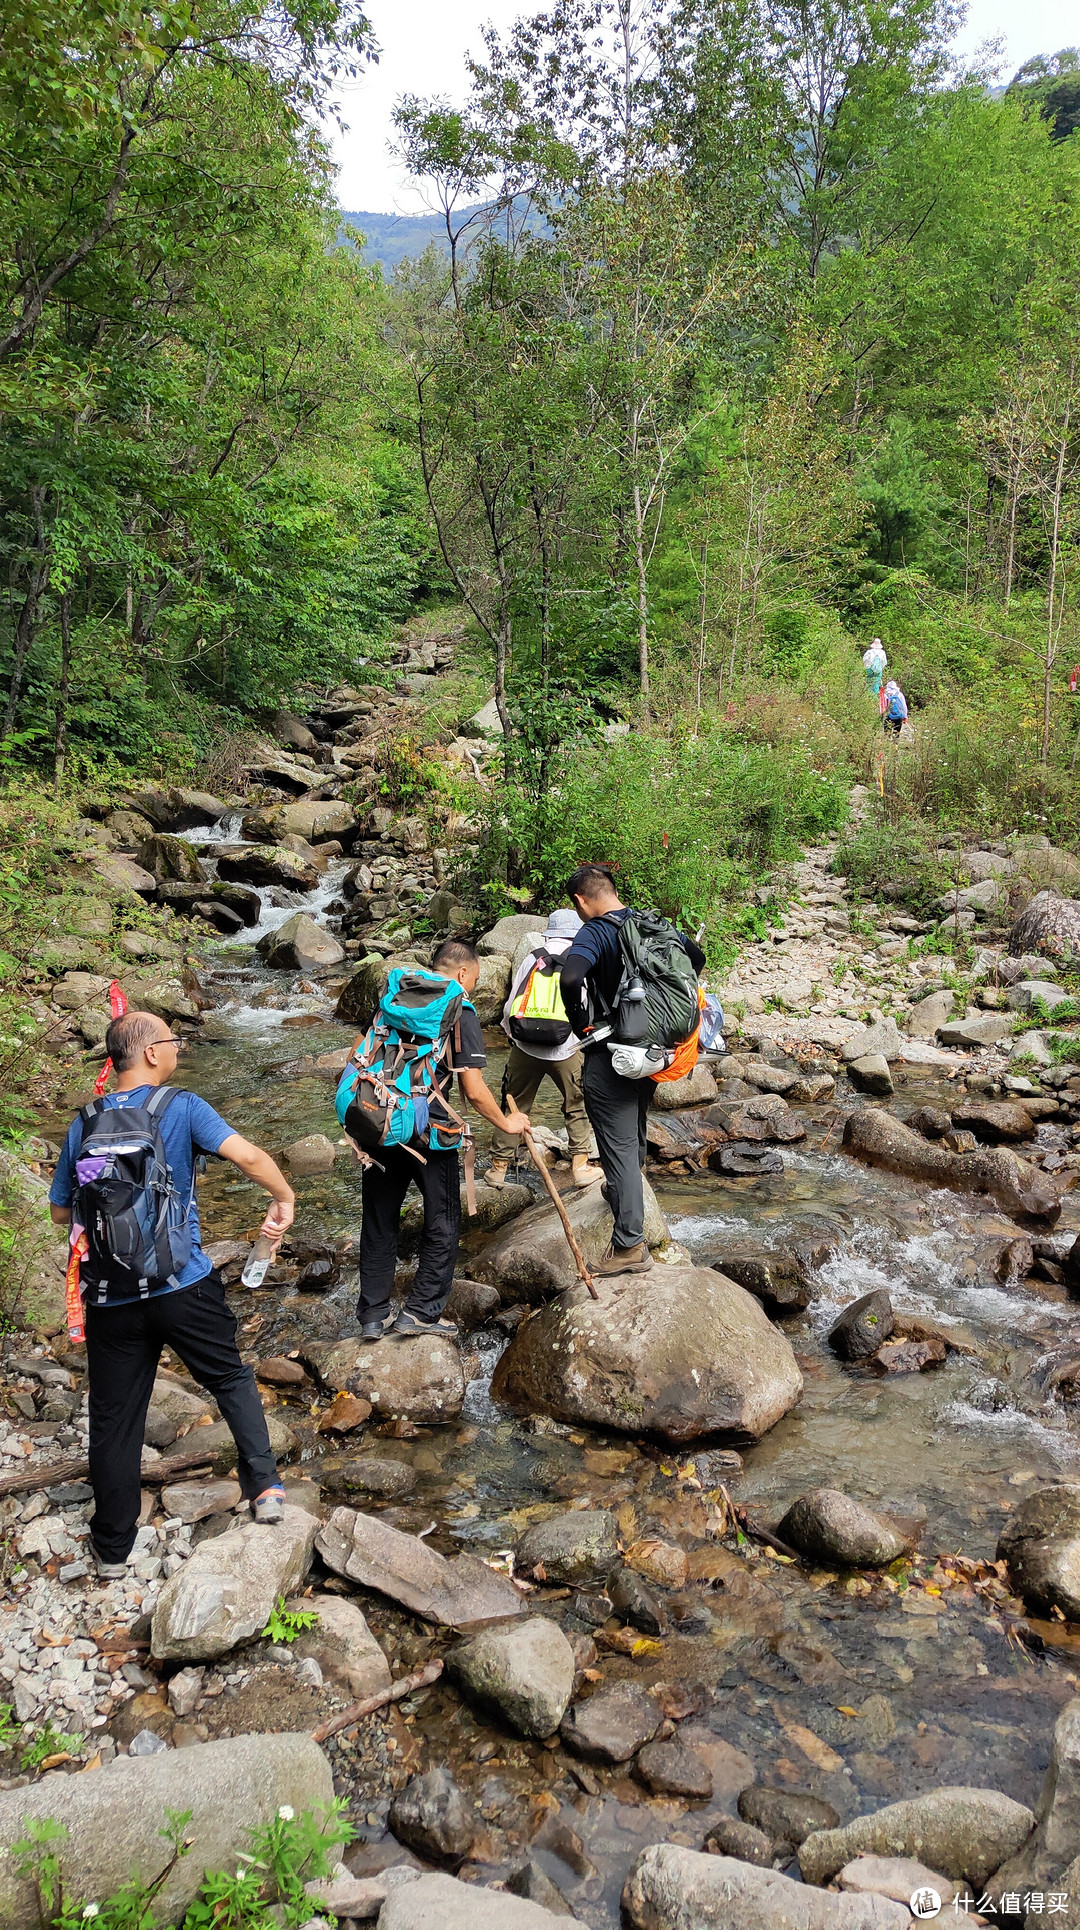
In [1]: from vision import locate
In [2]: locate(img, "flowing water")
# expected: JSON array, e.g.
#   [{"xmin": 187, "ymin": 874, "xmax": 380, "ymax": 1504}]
[{"xmin": 158, "ymin": 829, "xmax": 1080, "ymax": 1918}]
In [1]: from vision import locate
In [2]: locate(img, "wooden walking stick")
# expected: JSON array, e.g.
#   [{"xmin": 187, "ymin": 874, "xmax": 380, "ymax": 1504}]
[{"xmin": 523, "ymin": 1128, "xmax": 599, "ymax": 1299}]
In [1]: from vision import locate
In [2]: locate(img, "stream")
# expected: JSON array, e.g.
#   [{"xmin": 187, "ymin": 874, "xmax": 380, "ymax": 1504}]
[{"xmin": 172, "ymin": 821, "xmax": 1080, "ymax": 1921}]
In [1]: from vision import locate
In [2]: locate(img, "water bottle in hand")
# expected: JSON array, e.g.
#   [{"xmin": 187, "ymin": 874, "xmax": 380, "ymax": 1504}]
[{"xmin": 242, "ymin": 1235, "xmax": 276, "ymax": 1289}]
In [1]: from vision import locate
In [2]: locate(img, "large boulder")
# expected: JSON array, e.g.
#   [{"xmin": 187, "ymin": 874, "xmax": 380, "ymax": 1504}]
[
  {"xmin": 336, "ymin": 951, "xmax": 420, "ymax": 1027},
  {"xmin": 136, "ymin": 833, "xmax": 206, "ymax": 884},
  {"xmin": 491, "ymin": 1267, "xmax": 803, "ymax": 1443},
  {"xmin": 1010, "ymin": 891, "xmax": 1080, "ymax": 961},
  {"xmin": 950, "ymin": 1100, "xmax": 1034, "ymax": 1143},
  {"xmin": 708, "ymin": 1246, "xmax": 812, "ymax": 1314},
  {"xmin": 777, "ymin": 1490, "xmax": 914, "ymax": 1568},
  {"xmin": 314, "ymin": 1334, "xmax": 465, "ymax": 1425},
  {"xmin": 474, "ymin": 1178, "xmax": 670, "ymax": 1302},
  {"xmin": 472, "ymin": 952, "xmax": 513, "ymax": 1024},
  {"xmin": 625, "ymin": 1846, "xmax": 910, "ymax": 1930},
  {"xmin": 843, "ymin": 1105, "xmax": 1061, "ymax": 1223},
  {"xmin": 450, "ymin": 1616, "xmax": 576, "ymax": 1737},
  {"xmin": 128, "ymin": 785, "xmax": 225, "ymax": 831},
  {"xmin": 990, "ymin": 1697, "xmax": 1080, "ymax": 1902},
  {"xmin": 217, "ymin": 844, "xmax": 318, "ymax": 890},
  {"xmin": 380, "ymin": 1871, "xmax": 570, "ymax": 1928},
  {"xmin": 315, "ymin": 1507, "xmax": 524, "ymax": 1626},
  {"xmin": 87, "ymin": 851, "xmax": 157, "ymax": 899},
  {"xmin": 157, "ymin": 879, "xmax": 262, "ymax": 923},
  {"xmin": 937, "ymin": 1013, "xmax": 1014, "ymax": 1047},
  {"xmin": 515, "ymin": 1509, "xmax": 619, "ymax": 1584},
  {"xmin": 707, "ymin": 1093, "xmax": 806, "ymax": 1143},
  {"xmin": 150, "ymin": 1504, "xmax": 317, "ymax": 1662},
  {"xmin": 478, "ymin": 913, "xmax": 550, "ymax": 958},
  {"xmin": 0, "ymin": 1733, "xmax": 332, "ymax": 1930},
  {"xmin": 268, "ymin": 799, "xmax": 359, "ymax": 844},
  {"xmin": 847, "ymin": 1054, "xmax": 893, "ymax": 1096},
  {"xmin": 840, "ymin": 1018, "xmax": 903, "ymax": 1065},
  {"xmin": 998, "ymin": 1483, "xmax": 1080, "ymax": 1622},
  {"xmin": 256, "ymin": 911, "xmax": 345, "ymax": 971},
  {"xmin": 904, "ymin": 989, "xmax": 955, "ymax": 1037},
  {"xmin": 799, "ymin": 1787, "xmax": 1036, "ymax": 1890}
]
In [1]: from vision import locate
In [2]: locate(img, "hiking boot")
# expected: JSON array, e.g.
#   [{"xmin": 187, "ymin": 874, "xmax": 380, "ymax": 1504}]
[
  {"xmin": 487, "ymin": 1160, "xmax": 509, "ymax": 1190},
  {"xmin": 390, "ymin": 1310, "xmax": 459, "ymax": 1340},
  {"xmin": 91, "ymin": 1545, "xmax": 128, "ymax": 1581},
  {"xmin": 572, "ymin": 1156, "xmax": 605, "ymax": 1188},
  {"xmin": 595, "ymin": 1242, "xmax": 653, "ymax": 1277},
  {"xmin": 361, "ymin": 1312, "xmax": 396, "ymax": 1343},
  {"xmin": 251, "ymin": 1485, "xmax": 286, "ymax": 1524}
]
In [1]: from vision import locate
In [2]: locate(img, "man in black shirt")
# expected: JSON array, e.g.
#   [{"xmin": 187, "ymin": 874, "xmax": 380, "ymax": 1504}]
[
  {"xmin": 356, "ymin": 938, "xmax": 530, "ymax": 1340},
  {"xmin": 560, "ymin": 865, "xmax": 705, "ymax": 1275}
]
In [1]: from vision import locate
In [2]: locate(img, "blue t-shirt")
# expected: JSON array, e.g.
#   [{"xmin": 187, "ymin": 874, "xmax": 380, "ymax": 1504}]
[{"xmin": 50, "ymin": 1085, "xmax": 234, "ymax": 1299}]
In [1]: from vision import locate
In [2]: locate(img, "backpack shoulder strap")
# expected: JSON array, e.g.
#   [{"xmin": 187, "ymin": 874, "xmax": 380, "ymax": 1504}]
[
  {"xmin": 142, "ymin": 1084, "xmax": 180, "ymax": 1119},
  {"xmin": 79, "ymin": 1097, "xmax": 108, "ymax": 1127}
]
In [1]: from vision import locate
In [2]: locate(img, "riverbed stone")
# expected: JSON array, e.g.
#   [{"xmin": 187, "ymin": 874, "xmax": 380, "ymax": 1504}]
[
  {"xmin": 998, "ymin": 1484, "xmax": 1080, "ymax": 1621},
  {"xmin": 379, "ymin": 1872, "xmax": 570, "ymax": 1928},
  {"xmin": 288, "ymin": 1593, "xmax": 392, "ymax": 1701},
  {"xmin": 491, "ymin": 1266, "xmax": 803, "ymax": 1442},
  {"xmin": 835, "ymin": 1858, "xmax": 957, "ymax": 1907},
  {"xmin": 904, "ymin": 990, "xmax": 955, "ymax": 1038},
  {"xmin": 450, "ymin": 1615, "xmax": 576, "ymax": 1737},
  {"xmin": 847, "ymin": 1053, "xmax": 893, "ymax": 1096},
  {"xmin": 51, "ymin": 969, "xmax": 113, "ymax": 1011},
  {"xmin": 150, "ymin": 1503, "xmax": 317, "ymax": 1661},
  {"xmin": 315, "ymin": 1507, "xmax": 524, "ymax": 1625},
  {"xmin": 0, "ymin": 1732, "xmax": 332, "ymax": 1930},
  {"xmin": 707, "ymin": 1246, "xmax": 812, "ymax": 1313},
  {"xmin": 136, "ymin": 832, "xmax": 206, "ymax": 884},
  {"xmin": 389, "ymin": 1766, "xmax": 477, "ymax": 1865},
  {"xmin": 88, "ymin": 851, "xmax": 158, "ymax": 898},
  {"xmin": 335, "ymin": 950, "xmax": 418, "ymax": 1027},
  {"xmin": 474, "ymin": 1178, "xmax": 670, "ymax": 1301},
  {"xmin": 515, "ymin": 1510, "xmax": 619, "ymax": 1585},
  {"xmin": 740, "ymin": 1787, "xmax": 841, "ymax": 1845},
  {"xmin": 827, "ymin": 1290, "xmax": 894, "ymax": 1361},
  {"xmin": 937, "ymin": 1013, "xmax": 1014, "ymax": 1047},
  {"xmin": 840, "ymin": 1018, "xmax": 903, "ymax": 1064},
  {"xmin": 559, "ymin": 1681, "xmax": 661, "ymax": 1762},
  {"xmin": 625, "ymin": 1846, "xmax": 910, "ymax": 1930},
  {"xmin": 843, "ymin": 1105, "xmax": 1061, "ymax": 1222},
  {"xmin": 609, "ymin": 1566, "xmax": 668, "ymax": 1634},
  {"xmin": 471, "ymin": 953, "xmax": 514, "ymax": 1024},
  {"xmin": 314, "ymin": 1334, "xmax": 465, "ymax": 1424},
  {"xmin": 777, "ymin": 1490, "xmax": 913, "ymax": 1568},
  {"xmin": 705, "ymin": 1818, "xmax": 775, "ymax": 1865},
  {"xmin": 798, "ymin": 1787, "xmax": 1036, "ymax": 1889},
  {"xmin": 326, "ymin": 1454, "xmax": 417, "ymax": 1500},
  {"xmin": 218, "ymin": 844, "xmax": 318, "ymax": 890},
  {"xmin": 278, "ymin": 799, "xmax": 359, "ymax": 844},
  {"xmin": 478, "ymin": 913, "xmax": 549, "ymax": 958},
  {"xmin": 257, "ymin": 911, "xmax": 345, "ymax": 971},
  {"xmin": 284, "ymin": 1132, "xmax": 339, "ymax": 1174},
  {"xmin": 950, "ymin": 1100, "xmax": 1034, "ymax": 1143},
  {"xmin": 160, "ymin": 1478, "xmax": 241, "ymax": 1523},
  {"xmin": 1010, "ymin": 890, "xmax": 1080, "ymax": 962},
  {"xmin": 651, "ymin": 1064, "xmax": 719, "ymax": 1110},
  {"xmin": 1008, "ymin": 979, "xmax": 1072, "ymax": 1014},
  {"xmin": 636, "ymin": 1735, "xmax": 714, "ymax": 1799}
]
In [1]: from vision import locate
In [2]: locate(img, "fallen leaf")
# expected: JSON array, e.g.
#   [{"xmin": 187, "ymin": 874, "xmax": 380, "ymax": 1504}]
[{"xmin": 836, "ymin": 1706, "xmax": 859, "ymax": 1718}]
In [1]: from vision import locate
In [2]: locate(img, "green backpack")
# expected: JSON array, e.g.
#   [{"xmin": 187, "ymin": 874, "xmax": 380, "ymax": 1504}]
[{"xmin": 608, "ymin": 909, "xmax": 700, "ymax": 1049}]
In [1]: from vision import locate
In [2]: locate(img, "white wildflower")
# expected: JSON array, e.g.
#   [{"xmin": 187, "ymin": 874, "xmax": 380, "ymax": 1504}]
[{"xmin": 277, "ymin": 1804, "xmax": 295, "ymax": 1821}]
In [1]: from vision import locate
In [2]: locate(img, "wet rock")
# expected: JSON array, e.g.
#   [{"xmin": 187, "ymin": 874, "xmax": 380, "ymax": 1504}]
[
  {"xmin": 873, "ymin": 1337, "xmax": 946, "ymax": 1373},
  {"xmin": 130, "ymin": 784, "xmax": 225, "ymax": 831},
  {"xmin": 326, "ymin": 1455, "xmax": 417, "ymax": 1499},
  {"xmin": 904, "ymin": 990, "xmax": 955, "ymax": 1038},
  {"xmin": 937, "ymin": 1013, "xmax": 1014, "ymax": 1047},
  {"xmin": 636, "ymin": 1735, "xmax": 713, "ymax": 1799},
  {"xmin": 625, "ymin": 1535, "xmax": 688, "ymax": 1588},
  {"xmin": 740, "ymin": 1787, "xmax": 841, "ymax": 1845},
  {"xmin": 707, "ymin": 1142, "xmax": 786, "ymax": 1176},
  {"xmin": 1010, "ymin": 891, "xmax": 1080, "ymax": 962},
  {"xmin": 284, "ymin": 1132, "xmax": 339, "ymax": 1175},
  {"xmin": 150, "ymin": 1504, "xmax": 317, "ymax": 1662},
  {"xmin": 799, "ymin": 1787, "xmax": 1036, "ymax": 1889},
  {"xmin": 0, "ymin": 1732, "xmax": 332, "ymax": 1930},
  {"xmin": 389, "ymin": 1766, "xmax": 477, "ymax": 1866},
  {"xmin": 828, "ymin": 1290, "xmax": 895, "ymax": 1361},
  {"xmin": 157, "ymin": 879, "xmax": 262, "ymax": 923},
  {"xmin": 559, "ymin": 1681, "xmax": 661, "ymax": 1763},
  {"xmin": 998, "ymin": 1484, "xmax": 1080, "ymax": 1621},
  {"xmin": 257, "ymin": 912, "xmax": 345, "ymax": 971},
  {"xmin": 491, "ymin": 1267, "xmax": 803, "ymax": 1443},
  {"xmin": 951, "ymin": 1100, "xmax": 1035, "ymax": 1143},
  {"xmin": 316, "ymin": 1391, "xmax": 372, "ymax": 1434},
  {"xmin": 707, "ymin": 1093, "xmax": 806, "ymax": 1143},
  {"xmin": 515, "ymin": 1510, "xmax": 619, "ymax": 1585},
  {"xmin": 289, "ymin": 1593, "xmax": 391, "ymax": 1701},
  {"xmin": 256, "ymin": 1356, "xmax": 308, "ymax": 1386},
  {"xmin": 705, "ymin": 1818, "xmax": 775, "ymax": 1866},
  {"xmin": 836, "ymin": 1858, "xmax": 957, "ymax": 1907},
  {"xmin": 276, "ymin": 799, "xmax": 359, "ymax": 844},
  {"xmin": 843, "ymin": 1106, "xmax": 1061, "ymax": 1223},
  {"xmin": 905, "ymin": 1106, "xmax": 952, "ymax": 1139},
  {"xmin": 445, "ymin": 1277, "xmax": 501, "ymax": 1330},
  {"xmin": 506, "ymin": 1860, "xmax": 577, "ymax": 1916},
  {"xmin": 624, "ymin": 1846, "xmax": 910, "ymax": 1930},
  {"xmin": 136, "ymin": 833, "xmax": 206, "ymax": 884},
  {"xmin": 315, "ymin": 1507, "xmax": 523, "ymax": 1625},
  {"xmin": 651, "ymin": 1065, "xmax": 719, "ymax": 1110},
  {"xmin": 450, "ymin": 1615, "xmax": 575, "ymax": 1737},
  {"xmin": 380, "ymin": 1872, "xmax": 570, "ymax": 1928},
  {"xmin": 609, "ymin": 1566, "xmax": 668, "ymax": 1635},
  {"xmin": 474, "ymin": 1178, "xmax": 669, "ymax": 1302},
  {"xmin": 847, "ymin": 1054, "xmax": 893, "ymax": 1096},
  {"xmin": 294, "ymin": 1243, "xmax": 342, "ymax": 1292},
  {"xmin": 777, "ymin": 1490, "xmax": 913, "ymax": 1568},
  {"xmin": 840, "ymin": 1018, "xmax": 903, "ymax": 1064},
  {"xmin": 217, "ymin": 845, "xmax": 318, "ymax": 890},
  {"xmin": 315, "ymin": 1334, "xmax": 464, "ymax": 1424},
  {"xmin": 709, "ymin": 1247, "xmax": 812, "ymax": 1313},
  {"xmin": 160, "ymin": 1478, "xmax": 242, "ymax": 1523}
]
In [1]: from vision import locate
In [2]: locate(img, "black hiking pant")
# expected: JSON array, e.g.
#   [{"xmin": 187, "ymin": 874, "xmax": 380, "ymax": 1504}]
[
  {"xmin": 85, "ymin": 1270, "xmax": 279, "ymax": 1565},
  {"xmin": 582, "ymin": 1047, "xmax": 651, "ymax": 1249},
  {"xmin": 358, "ymin": 1143, "xmax": 461, "ymax": 1324}
]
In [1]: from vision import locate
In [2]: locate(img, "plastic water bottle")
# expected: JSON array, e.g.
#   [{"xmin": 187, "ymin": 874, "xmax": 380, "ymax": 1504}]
[{"xmin": 241, "ymin": 1236, "xmax": 275, "ymax": 1290}]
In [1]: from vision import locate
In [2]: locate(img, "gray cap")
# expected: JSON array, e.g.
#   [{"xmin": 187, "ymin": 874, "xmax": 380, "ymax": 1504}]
[{"xmin": 545, "ymin": 907, "xmax": 583, "ymax": 941}]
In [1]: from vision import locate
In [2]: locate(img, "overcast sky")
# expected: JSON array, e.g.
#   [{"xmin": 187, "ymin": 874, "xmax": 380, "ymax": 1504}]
[{"xmin": 328, "ymin": 0, "xmax": 1079, "ymax": 213}]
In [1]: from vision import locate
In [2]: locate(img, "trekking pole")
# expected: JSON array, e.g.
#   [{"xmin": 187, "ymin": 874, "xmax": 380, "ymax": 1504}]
[{"xmin": 522, "ymin": 1128, "xmax": 599, "ymax": 1300}]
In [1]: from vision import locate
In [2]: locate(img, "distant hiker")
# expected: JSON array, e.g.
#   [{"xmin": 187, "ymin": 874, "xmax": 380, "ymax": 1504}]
[
  {"xmin": 489, "ymin": 908, "xmax": 604, "ymax": 1193},
  {"xmin": 862, "ymin": 638, "xmax": 887, "ymax": 696},
  {"xmin": 339, "ymin": 938, "xmax": 530, "ymax": 1341},
  {"xmin": 48, "ymin": 1010, "xmax": 296, "ymax": 1579},
  {"xmin": 560, "ymin": 865, "xmax": 705, "ymax": 1277},
  {"xmin": 882, "ymin": 680, "xmax": 908, "ymax": 735}
]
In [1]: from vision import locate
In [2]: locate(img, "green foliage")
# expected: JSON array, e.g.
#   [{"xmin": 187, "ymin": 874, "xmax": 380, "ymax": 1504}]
[
  {"xmin": 260, "ymin": 1596, "xmax": 319, "ymax": 1645},
  {"xmin": 21, "ymin": 1720, "xmax": 84, "ymax": 1771},
  {"xmin": 0, "ymin": 1701, "xmax": 18, "ymax": 1748},
  {"xmin": 834, "ymin": 817, "xmax": 950, "ymax": 914}
]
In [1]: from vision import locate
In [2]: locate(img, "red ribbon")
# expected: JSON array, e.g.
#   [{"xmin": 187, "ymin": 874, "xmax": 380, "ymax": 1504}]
[{"xmin": 92, "ymin": 980, "xmax": 128, "ymax": 1097}]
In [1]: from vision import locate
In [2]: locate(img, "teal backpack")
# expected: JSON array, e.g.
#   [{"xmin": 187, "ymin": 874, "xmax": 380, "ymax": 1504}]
[{"xmin": 335, "ymin": 969, "xmax": 473, "ymax": 1157}]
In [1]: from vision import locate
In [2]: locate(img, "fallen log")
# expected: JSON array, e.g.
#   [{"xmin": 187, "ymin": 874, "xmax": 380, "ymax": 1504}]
[
  {"xmin": 311, "ymin": 1658, "xmax": 444, "ymax": 1743},
  {"xmin": 0, "ymin": 1439, "xmax": 219, "ymax": 1499}
]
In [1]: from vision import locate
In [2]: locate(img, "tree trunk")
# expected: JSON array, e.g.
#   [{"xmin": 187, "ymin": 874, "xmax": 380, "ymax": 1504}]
[
  {"xmin": 633, "ymin": 482, "xmax": 649, "ymax": 712},
  {"xmin": 1041, "ymin": 412, "xmax": 1071, "ymax": 766},
  {"xmin": 3, "ymin": 489, "xmax": 50, "ymax": 739},
  {"xmin": 54, "ymin": 589, "xmax": 72, "ymax": 787}
]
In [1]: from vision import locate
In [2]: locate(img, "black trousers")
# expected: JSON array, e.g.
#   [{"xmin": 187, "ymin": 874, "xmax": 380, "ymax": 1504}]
[
  {"xmin": 358, "ymin": 1144, "xmax": 461, "ymax": 1324},
  {"xmin": 84, "ymin": 1270, "xmax": 279, "ymax": 1564},
  {"xmin": 582, "ymin": 1047, "xmax": 652, "ymax": 1249}
]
